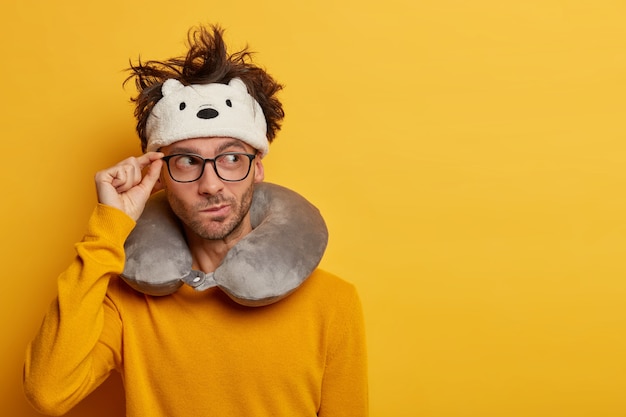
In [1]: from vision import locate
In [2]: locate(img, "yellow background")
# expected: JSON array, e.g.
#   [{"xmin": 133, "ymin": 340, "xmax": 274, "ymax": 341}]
[{"xmin": 2, "ymin": 0, "xmax": 626, "ymax": 416}]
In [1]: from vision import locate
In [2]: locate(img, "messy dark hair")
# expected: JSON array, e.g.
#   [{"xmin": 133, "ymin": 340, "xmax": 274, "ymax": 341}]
[{"xmin": 125, "ymin": 25, "xmax": 285, "ymax": 152}]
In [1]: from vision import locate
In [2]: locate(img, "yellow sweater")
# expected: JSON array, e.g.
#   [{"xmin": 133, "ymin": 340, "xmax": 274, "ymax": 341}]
[{"xmin": 24, "ymin": 204, "xmax": 368, "ymax": 416}]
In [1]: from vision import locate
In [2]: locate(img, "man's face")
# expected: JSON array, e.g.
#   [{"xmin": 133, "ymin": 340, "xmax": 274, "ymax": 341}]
[{"xmin": 158, "ymin": 136, "xmax": 264, "ymax": 242}]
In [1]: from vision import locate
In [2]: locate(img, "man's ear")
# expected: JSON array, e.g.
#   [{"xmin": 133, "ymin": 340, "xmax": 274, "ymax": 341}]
[{"xmin": 253, "ymin": 157, "xmax": 265, "ymax": 183}]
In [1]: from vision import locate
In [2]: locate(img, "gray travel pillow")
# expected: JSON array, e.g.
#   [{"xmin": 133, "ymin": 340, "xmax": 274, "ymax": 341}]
[{"xmin": 121, "ymin": 182, "xmax": 328, "ymax": 306}]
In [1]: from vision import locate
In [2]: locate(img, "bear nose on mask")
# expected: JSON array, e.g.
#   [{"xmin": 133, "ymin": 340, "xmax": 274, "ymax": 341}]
[{"xmin": 197, "ymin": 108, "xmax": 219, "ymax": 119}]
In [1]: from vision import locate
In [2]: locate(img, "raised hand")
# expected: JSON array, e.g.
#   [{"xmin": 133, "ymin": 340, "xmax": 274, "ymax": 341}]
[{"xmin": 94, "ymin": 152, "xmax": 164, "ymax": 221}]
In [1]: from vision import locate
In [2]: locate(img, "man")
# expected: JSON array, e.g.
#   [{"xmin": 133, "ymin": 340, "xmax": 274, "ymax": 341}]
[{"xmin": 23, "ymin": 25, "xmax": 368, "ymax": 416}]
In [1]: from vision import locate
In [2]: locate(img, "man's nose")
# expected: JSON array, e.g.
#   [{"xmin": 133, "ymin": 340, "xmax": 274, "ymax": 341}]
[{"xmin": 197, "ymin": 162, "xmax": 224, "ymax": 195}]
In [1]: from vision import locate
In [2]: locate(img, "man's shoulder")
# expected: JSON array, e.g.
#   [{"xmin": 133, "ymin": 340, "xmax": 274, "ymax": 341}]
[
  {"xmin": 305, "ymin": 268, "xmax": 359, "ymax": 297},
  {"xmin": 298, "ymin": 269, "xmax": 363, "ymax": 319}
]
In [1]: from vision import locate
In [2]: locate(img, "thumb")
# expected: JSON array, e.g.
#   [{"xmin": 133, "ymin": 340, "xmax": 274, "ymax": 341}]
[{"xmin": 140, "ymin": 159, "xmax": 163, "ymax": 191}]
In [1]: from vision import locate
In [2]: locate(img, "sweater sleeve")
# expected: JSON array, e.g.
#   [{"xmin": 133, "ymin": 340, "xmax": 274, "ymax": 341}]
[
  {"xmin": 319, "ymin": 283, "xmax": 369, "ymax": 417},
  {"xmin": 23, "ymin": 204, "xmax": 135, "ymax": 416}
]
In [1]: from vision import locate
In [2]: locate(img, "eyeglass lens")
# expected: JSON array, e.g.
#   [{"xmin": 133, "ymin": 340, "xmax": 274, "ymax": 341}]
[{"xmin": 165, "ymin": 153, "xmax": 253, "ymax": 182}]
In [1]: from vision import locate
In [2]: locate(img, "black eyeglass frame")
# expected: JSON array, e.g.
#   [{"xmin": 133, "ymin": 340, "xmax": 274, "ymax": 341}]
[{"xmin": 161, "ymin": 152, "xmax": 256, "ymax": 183}]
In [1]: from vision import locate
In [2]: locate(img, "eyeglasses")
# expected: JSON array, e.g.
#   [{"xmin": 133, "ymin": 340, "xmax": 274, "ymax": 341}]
[{"xmin": 162, "ymin": 152, "xmax": 256, "ymax": 183}]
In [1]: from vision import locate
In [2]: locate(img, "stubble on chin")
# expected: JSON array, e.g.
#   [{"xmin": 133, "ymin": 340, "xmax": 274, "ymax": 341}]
[{"xmin": 167, "ymin": 183, "xmax": 256, "ymax": 241}]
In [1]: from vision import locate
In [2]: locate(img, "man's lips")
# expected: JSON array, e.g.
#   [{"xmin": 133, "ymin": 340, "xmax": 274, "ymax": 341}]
[{"xmin": 200, "ymin": 204, "xmax": 230, "ymax": 216}]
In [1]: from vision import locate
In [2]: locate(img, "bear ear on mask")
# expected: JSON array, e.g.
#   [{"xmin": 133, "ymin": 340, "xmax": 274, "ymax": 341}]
[{"xmin": 121, "ymin": 182, "xmax": 329, "ymax": 307}]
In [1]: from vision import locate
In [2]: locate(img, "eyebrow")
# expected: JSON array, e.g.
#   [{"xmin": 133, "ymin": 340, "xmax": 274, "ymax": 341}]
[
  {"xmin": 216, "ymin": 140, "xmax": 249, "ymax": 154},
  {"xmin": 166, "ymin": 139, "xmax": 249, "ymax": 156}
]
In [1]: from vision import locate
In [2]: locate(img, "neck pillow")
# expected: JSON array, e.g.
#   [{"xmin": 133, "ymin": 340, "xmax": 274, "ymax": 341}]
[{"xmin": 121, "ymin": 182, "xmax": 328, "ymax": 307}]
